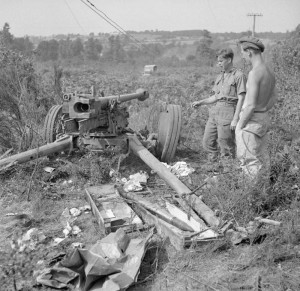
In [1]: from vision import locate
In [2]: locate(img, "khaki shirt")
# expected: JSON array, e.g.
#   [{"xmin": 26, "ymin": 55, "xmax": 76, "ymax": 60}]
[{"xmin": 213, "ymin": 68, "xmax": 247, "ymax": 100}]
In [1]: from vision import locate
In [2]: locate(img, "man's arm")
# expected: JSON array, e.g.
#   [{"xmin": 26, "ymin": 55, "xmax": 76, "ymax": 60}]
[
  {"xmin": 230, "ymin": 92, "xmax": 245, "ymax": 130},
  {"xmin": 192, "ymin": 95, "xmax": 218, "ymax": 108},
  {"xmin": 238, "ymin": 71, "xmax": 260, "ymax": 129}
]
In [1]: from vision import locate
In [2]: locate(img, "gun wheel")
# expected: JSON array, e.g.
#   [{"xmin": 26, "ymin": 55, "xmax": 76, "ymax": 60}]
[
  {"xmin": 157, "ymin": 104, "xmax": 182, "ymax": 163},
  {"xmin": 44, "ymin": 105, "xmax": 66, "ymax": 143}
]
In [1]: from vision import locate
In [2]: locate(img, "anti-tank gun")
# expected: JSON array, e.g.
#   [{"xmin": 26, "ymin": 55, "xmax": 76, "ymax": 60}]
[
  {"xmin": 44, "ymin": 87, "xmax": 149, "ymax": 154},
  {"xmin": 0, "ymin": 87, "xmax": 182, "ymax": 167}
]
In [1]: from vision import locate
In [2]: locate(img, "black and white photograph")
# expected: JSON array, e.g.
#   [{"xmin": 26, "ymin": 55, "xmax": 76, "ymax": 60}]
[{"xmin": 0, "ymin": 1, "xmax": 299, "ymax": 290}]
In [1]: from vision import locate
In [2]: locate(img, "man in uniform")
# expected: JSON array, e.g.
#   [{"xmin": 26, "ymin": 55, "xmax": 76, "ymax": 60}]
[
  {"xmin": 192, "ymin": 48, "xmax": 247, "ymax": 161},
  {"xmin": 236, "ymin": 36, "xmax": 277, "ymax": 180}
]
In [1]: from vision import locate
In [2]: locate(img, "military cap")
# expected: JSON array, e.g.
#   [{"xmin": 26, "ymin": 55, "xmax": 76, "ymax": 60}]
[{"xmin": 238, "ymin": 36, "xmax": 265, "ymax": 52}]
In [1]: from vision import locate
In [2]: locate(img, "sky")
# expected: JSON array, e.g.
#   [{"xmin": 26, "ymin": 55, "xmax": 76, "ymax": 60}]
[{"xmin": 1, "ymin": 0, "xmax": 299, "ymax": 37}]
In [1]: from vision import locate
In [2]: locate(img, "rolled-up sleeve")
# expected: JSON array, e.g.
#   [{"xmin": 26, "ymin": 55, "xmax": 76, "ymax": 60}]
[{"xmin": 235, "ymin": 72, "xmax": 247, "ymax": 95}]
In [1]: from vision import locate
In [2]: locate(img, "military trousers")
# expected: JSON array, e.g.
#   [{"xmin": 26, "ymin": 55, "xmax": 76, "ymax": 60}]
[
  {"xmin": 235, "ymin": 111, "xmax": 270, "ymax": 180},
  {"xmin": 202, "ymin": 102, "xmax": 236, "ymax": 158}
]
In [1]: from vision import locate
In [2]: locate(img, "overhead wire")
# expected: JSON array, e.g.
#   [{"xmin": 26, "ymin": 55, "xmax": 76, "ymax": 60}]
[
  {"xmin": 79, "ymin": 0, "xmax": 156, "ymax": 57},
  {"xmin": 86, "ymin": 0, "xmax": 144, "ymax": 46},
  {"xmin": 79, "ymin": 0, "xmax": 130, "ymax": 38},
  {"xmin": 64, "ymin": 0, "xmax": 86, "ymax": 34},
  {"xmin": 205, "ymin": 0, "xmax": 222, "ymax": 32}
]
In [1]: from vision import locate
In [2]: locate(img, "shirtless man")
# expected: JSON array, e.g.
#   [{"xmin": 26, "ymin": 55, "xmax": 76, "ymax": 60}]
[{"xmin": 236, "ymin": 36, "xmax": 277, "ymax": 179}]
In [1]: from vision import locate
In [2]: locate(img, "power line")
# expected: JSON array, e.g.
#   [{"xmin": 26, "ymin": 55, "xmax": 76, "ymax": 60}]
[
  {"xmin": 79, "ymin": 0, "xmax": 130, "ymax": 37},
  {"xmin": 247, "ymin": 13, "xmax": 263, "ymax": 37},
  {"xmin": 86, "ymin": 0, "xmax": 149, "ymax": 50},
  {"xmin": 205, "ymin": 0, "xmax": 222, "ymax": 32},
  {"xmin": 80, "ymin": 0, "xmax": 156, "ymax": 56},
  {"xmin": 64, "ymin": 0, "xmax": 86, "ymax": 34},
  {"xmin": 86, "ymin": 0, "xmax": 135, "ymax": 39}
]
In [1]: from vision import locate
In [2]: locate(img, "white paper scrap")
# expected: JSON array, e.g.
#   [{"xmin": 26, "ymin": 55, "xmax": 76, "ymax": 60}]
[{"xmin": 105, "ymin": 209, "xmax": 116, "ymax": 218}]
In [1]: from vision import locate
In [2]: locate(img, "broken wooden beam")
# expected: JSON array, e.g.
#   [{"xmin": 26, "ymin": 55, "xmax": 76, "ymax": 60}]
[{"xmin": 85, "ymin": 188, "xmax": 106, "ymax": 236}]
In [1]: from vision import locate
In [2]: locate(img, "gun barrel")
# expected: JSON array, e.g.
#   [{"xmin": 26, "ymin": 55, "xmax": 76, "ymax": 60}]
[{"xmin": 97, "ymin": 88, "xmax": 149, "ymax": 105}]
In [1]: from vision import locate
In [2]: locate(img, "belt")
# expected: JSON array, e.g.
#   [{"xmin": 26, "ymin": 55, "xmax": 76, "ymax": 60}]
[
  {"xmin": 254, "ymin": 109, "xmax": 268, "ymax": 113},
  {"xmin": 218, "ymin": 97, "xmax": 238, "ymax": 104}
]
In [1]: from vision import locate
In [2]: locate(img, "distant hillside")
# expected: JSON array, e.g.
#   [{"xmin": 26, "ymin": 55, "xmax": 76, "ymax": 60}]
[
  {"xmin": 29, "ymin": 30, "xmax": 288, "ymax": 46},
  {"xmin": 127, "ymin": 30, "xmax": 287, "ymax": 40},
  {"xmin": 24, "ymin": 29, "xmax": 288, "ymax": 64}
]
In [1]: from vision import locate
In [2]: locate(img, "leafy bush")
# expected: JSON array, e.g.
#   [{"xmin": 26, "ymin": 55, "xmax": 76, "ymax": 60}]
[
  {"xmin": 0, "ymin": 44, "xmax": 40, "ymax": 151},
  {"xmin": 271, "ymin": 25, "xmax": 300, "ymax": 130}
]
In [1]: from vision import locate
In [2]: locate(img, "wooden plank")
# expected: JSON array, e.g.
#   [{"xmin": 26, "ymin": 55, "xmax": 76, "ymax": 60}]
[
  {"xmin": 85, "ymin": 188, "xmax": 106, "ymax": 236},
  {"xmin": 86, "ymin": 184, "xmax": 220, "ymax": 250},
  {"xmin": 85, "ymin": 185, "xmax": 143, "ymax": 233},
  {"xmin": 100, "ymin": 199, "xmax": 142, "ymax": 228},
  {"xmin": 87, "ymin": 184, "xmax": 116, "ymax": 198},
  {"xmin": 132, "ymin": 203, "xmax": 186, "ymax": 251},
  {"xmin": 171, "ymin": 194, "xmax": 206, "ymax": 225},
  {"xmin": 132, "ymin": 202, "xmax": 220, "ymax": 250},
  {"xmin": 96, "ymin": 203, "xmax": 112, "ymax": 229}
]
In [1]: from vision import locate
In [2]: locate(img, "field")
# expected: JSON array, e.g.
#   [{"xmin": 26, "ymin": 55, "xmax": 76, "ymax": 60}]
[{"xmin": 1, "ymin": 32, "xmax": 300, "ymax": 290}]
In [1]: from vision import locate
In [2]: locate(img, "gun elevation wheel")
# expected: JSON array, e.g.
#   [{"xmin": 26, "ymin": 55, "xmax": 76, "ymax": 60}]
[
  {"xmin": 44, "ymin": 105, "xmax": 65, "ymax": 143},
  {"xmin": 157, "ymin": 104, "xmax": 182, "ymax": 163}
]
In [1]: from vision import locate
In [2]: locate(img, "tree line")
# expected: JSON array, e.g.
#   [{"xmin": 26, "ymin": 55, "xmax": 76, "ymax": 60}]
[
  {"xmin": 2, "ymin": 22, "xmax": 291, "ymax": 67},
  {"xmin": 0, "ymin": 23, "xmax": 131, "ymax": 63},
  {"xmin": 0, "ymin": 23, "xmax": 219, "ymax": 65}
]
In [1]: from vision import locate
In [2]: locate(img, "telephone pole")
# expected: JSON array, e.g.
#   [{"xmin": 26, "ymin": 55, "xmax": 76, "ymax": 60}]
[{"xmin": 247, "ymin": 13, "xmax": 263, "ymax": 37}]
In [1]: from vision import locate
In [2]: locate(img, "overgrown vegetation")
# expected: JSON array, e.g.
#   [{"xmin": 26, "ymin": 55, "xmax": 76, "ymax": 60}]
[{"xmin": 0, "ymin": 23, "xmax": 300, "ymax": 290}]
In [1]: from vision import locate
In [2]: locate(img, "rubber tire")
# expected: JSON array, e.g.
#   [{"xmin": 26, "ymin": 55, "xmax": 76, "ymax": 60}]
[
  {"xmin": 43, "ymin": 105, "xmax": 63, "ymax": 143},
  {"xmin": 157, "ymin": 104, "xmax": 182, "ymax": 163}
]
